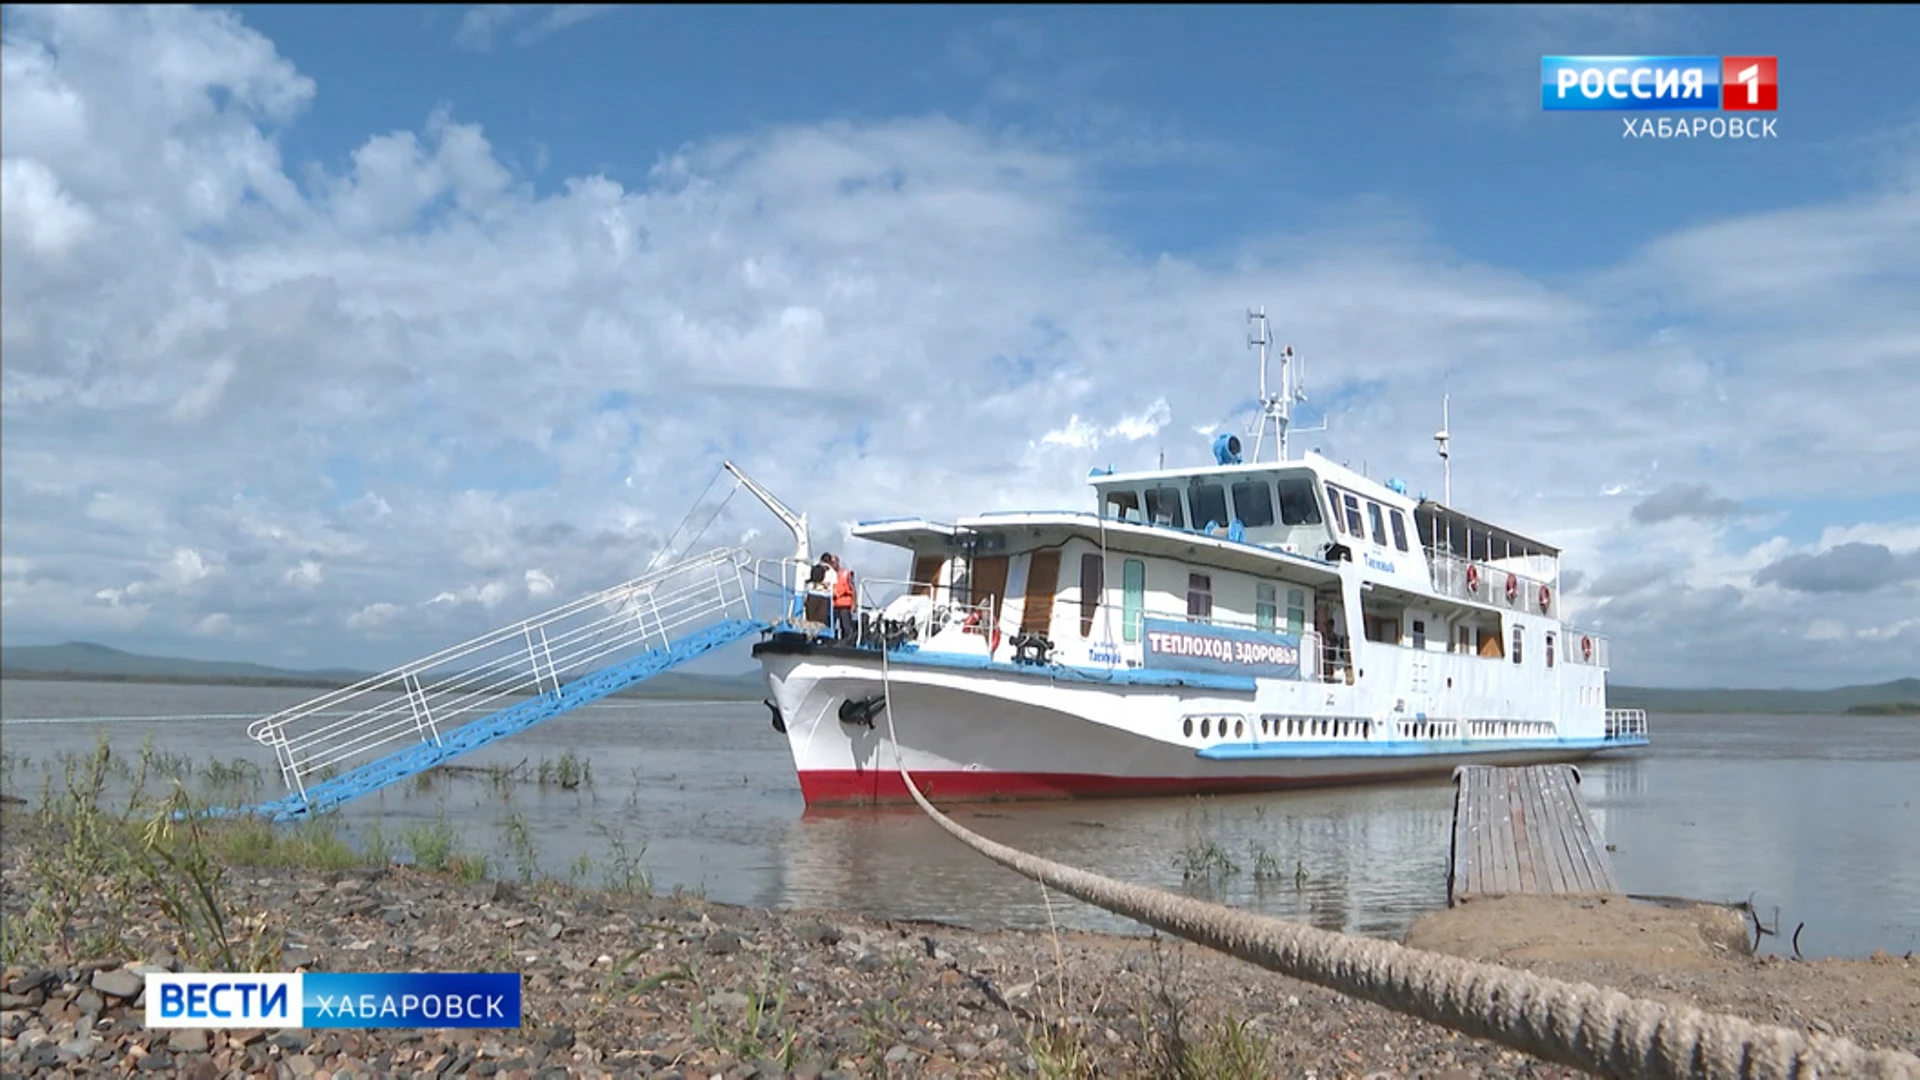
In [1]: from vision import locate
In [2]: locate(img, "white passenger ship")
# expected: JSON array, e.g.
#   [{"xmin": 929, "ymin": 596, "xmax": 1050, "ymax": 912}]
[{"xmin": 750, "ymin": 311, "xmax": 1648, "ymax": 806}]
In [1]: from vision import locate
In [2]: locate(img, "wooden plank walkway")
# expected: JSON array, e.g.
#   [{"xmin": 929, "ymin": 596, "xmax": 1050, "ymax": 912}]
[{"xmin": 1448, "ymin": 764, "xmax": 1620, "ymax": 905}]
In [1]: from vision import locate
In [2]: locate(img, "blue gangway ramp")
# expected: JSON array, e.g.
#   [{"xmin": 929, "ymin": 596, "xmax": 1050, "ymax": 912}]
[{"xmin": 241, "ymin": 547, "xmax": 781, "ymax": 820}]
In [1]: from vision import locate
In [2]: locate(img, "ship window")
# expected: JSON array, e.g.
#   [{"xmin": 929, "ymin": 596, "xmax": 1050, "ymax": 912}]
[
  {"xmin": 1412, "ymin": 619, "xmax": 1426, "ymax": 649},
  {"xmin": 1230, "ymin": 480, "xmax": 1274, "ymax": 528},
  {"xmin": 1256, "ymin": 583, "xmax": 1277, "ymax": 631},
  {"xmin": 1189, "ymin": 481, "xmax": 1228, "ymax": 533},
  {"xmin": 1104, "ymin": 489, "xmax": 1142, "ymax": 523},
  {"xmin": 1145, "ymin": 486, "xmax": 1185, "ymax": 529},
  {"xmin": 1286, "ymin": 589, "xmax": 1306, "ymax": 635},
  {"xmin": 1512, "ymin": 626, "xmax": 1524, "ymax": 665},
  {"xmin": 1367, "ymin": 502, "xmax": 1388, "ymax": 547},
  {"xmin": 1325, "ymin": 484, "xmax": 1345, "ymax": 534},
  {"xmin": 1342, "ymin": 493, "xmax": 1364, "ymax": 537},
  {"xmin": 1079, "ymin": 553, "xmax": 1104, "ymax": 637},
  {"xmin": 1545, "ymin": 632, "xmax": 1555, "ymax": 668},
  {"xmin": 1122, "ymin": 560, "xmax": 1145, "ymax": 643},
  {"xmin": 1277, "ymin": 478, "xmax": 1323, "ymax": 525},
  {"xmin": 1187, "ymin": 573, "xmax": 1213, "ymax": 621},
  {"xmin": 1389, "ymin": 509, "xmax": 1409, "ymax": 553}
]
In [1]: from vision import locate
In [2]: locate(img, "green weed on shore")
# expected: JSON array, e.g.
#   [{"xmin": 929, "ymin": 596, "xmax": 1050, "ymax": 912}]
[{"xmin": 0, "ymin": 736, "xmax": 617, "ymax": 970}]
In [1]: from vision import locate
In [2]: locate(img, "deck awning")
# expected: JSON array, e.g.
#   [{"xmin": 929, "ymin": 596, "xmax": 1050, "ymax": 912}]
[
  {"xmin": 848, "ymin": 518, "xmax": 960, "ymax": 550},
  {"xmin": 1414, "ymin": 500, "xmax": 1559, "ymax": 560}
]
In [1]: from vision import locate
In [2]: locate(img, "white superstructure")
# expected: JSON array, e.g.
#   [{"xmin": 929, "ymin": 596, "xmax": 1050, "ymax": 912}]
[{"xmin": 750, "ymin": 312, "xmax": 1647, "ymax": 806}]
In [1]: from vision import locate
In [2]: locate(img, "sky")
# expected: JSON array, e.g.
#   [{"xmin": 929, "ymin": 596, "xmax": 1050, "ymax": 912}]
[{"xmin": 3, "ymin": 4, "xmax": 1917, "ymax": 689}]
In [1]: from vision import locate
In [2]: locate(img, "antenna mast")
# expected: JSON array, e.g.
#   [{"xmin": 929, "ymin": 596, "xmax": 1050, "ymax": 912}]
[
  {"xmin": 1434, "ymin": 395, "xmax": 1452, "ymax": 506},
  {"xmin": 1246, "ymin": 307, "xmax": 1320, "ymax": 463}
]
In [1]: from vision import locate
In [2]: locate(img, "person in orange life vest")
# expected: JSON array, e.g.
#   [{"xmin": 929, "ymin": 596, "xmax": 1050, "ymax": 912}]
[{"xmin": 829, "ymin": 553, "xmax": 857, "ymax": 642}]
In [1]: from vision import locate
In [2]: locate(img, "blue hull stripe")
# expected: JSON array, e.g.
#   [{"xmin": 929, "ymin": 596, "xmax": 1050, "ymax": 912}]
[{"xmin": 877, "ymin": 649, "xmax": 1256, "ymax": 693}]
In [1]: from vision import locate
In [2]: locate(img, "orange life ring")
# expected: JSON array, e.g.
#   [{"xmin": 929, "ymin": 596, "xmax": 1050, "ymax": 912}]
[
  {"xmin": 1538, "ymin": 584, "xmax": 1551, "ymax": 611},
  {"xmin": 1580, "ymin": 635, "xmax": 1593, "ymax": 661},
  {"xmin": 963, "ymin": 610, "xmax": 982, "ymax": 632},
  {"xmin": 1504, "ymin": 573, "xmax": 1518, "ymax": 603},
  {"xmin": 1465, "ymin": 565, "xmax": 1480, "ymax": 593}
]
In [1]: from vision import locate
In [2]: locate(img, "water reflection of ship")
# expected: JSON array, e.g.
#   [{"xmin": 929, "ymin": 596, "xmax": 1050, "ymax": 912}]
[
  {"xmin": 1583, "ymin": 757, "xmax": 1647, "ymax": 844},
  {"xmin": 775, "ymin": 788, "xmax": 1460, "ymax": 942}
]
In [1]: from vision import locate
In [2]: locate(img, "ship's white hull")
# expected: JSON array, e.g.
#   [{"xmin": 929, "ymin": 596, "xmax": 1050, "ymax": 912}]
[{"xmin": 759, "ymin": 647, "xmax": 1633, "ymax": 807}]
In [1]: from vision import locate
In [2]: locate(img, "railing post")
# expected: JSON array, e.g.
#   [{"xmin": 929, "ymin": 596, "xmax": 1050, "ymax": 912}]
[{"xmin": 405, "ymin": 672, "xmax": 442, "ymax": 746}]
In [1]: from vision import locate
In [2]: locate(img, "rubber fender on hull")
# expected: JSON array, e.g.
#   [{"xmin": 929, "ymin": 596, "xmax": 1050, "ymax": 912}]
[
  {"xmin": 765, "ymin": 698, "xmax": 786, "ymax": 734},
  {"xmin": 837, "ymin": 694, "xmax": 886, "ymax": 729}
]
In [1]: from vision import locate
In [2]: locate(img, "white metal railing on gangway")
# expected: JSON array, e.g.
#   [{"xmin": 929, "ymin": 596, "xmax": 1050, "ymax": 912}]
[{"xmin": 248, "ymin": 547, "xmax": 758, "ymax": 799}]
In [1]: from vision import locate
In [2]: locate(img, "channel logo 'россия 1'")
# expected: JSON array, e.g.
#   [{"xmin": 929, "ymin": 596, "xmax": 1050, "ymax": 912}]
[{"xmin": 1541, "ymin": 56, "xmax": 1777, "ymax": 111}]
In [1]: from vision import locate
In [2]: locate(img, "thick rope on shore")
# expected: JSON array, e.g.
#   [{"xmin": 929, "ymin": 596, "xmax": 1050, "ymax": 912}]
[{"xmin": 874, "ymin": 667, "xmax": 1919, "ymax": 1078}]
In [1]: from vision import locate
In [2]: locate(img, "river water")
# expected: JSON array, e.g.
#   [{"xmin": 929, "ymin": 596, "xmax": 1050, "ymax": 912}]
[{"xmin": 2, "ymin": 678, "xmax": 1915, "ymax": 960}]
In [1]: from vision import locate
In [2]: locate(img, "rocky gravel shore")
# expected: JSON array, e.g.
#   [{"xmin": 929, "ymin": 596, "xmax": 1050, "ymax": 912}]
[{"xmin": 5, "ymin": 850, "xmax": 1916, "ymax": 1080}]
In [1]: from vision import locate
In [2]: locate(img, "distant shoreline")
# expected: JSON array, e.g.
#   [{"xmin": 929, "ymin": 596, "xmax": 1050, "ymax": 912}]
[
  {"xmin": 4, "ymin": 665, "xmax": 1912, "ymax": 714},
  {"xmin": 0, "ymin": 669, "xmax": 765, "ymax": 701}
]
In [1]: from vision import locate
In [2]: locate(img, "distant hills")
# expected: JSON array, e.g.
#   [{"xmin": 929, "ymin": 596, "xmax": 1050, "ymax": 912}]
[
  {"xmin": 1608, "ymin": 679, "xmax": 1920, "ymax": 716},
  {"xmin": 0, "ymin": 642, "xmax": 766, "ymax": 700},
  {"xmin": 3, "ymin": 642, "xmax": 1912, "ymax": 713}
]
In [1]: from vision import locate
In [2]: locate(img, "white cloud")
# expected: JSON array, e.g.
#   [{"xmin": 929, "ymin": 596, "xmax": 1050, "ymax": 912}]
[
  {"xmin": 453, "ymin": 5, "xmax": 619, "ymax": 51},
  {"xmin": 0, "ymin": 5, "xmax": 1914, "ymax": 687},
  {"xmin": 346, "ymin": 602, "xmax": 401, "ymax": 631},
  {"xmin": 285, "ymin": 560, "xmax": 325, "ymax": 589}
]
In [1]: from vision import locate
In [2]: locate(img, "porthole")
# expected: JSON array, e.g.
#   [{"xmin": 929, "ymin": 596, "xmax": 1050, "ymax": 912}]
[
  {"xmin": 1183, "ymin": 718, "xmax": 1193, "ymax": 737},
  {"xmin": 1202, "ymin": 718, "xmax": 1212, "ymax": 738},
  {"xmin": 1234, "ymin": 719, "xmax": 1244, "ymax": 739}
]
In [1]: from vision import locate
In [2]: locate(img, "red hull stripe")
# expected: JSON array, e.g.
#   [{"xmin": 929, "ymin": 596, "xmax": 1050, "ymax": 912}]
[{"xmin": 796, "ymin": 767, "xmax": 1450, "ymax": 806}]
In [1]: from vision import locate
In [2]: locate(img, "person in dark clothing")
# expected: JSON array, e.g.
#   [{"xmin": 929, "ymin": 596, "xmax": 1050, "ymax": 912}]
[{"xmin": 805, "ymin": 555, "xmax": 833, "ymax": 629}]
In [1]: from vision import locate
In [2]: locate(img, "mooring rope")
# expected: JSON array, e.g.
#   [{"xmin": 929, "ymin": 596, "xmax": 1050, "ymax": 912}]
[{"xmin": 872, "ymin": 650, "xmax": 1920, "ymax": 1079}]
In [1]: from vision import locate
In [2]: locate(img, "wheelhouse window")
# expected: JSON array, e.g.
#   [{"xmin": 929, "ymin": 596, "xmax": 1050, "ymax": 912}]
[
  {"xmin": 1256, "ymin": 583, "xmax": 1277, "ymax": 631},
  {"xmin": 1367, "ymin": 502, "xmax": 1388, "ymax": 547},
  {"xmin": 1389, "ymin": 509, "xmax": 1409, "ymax": 553},
  {"xmin": 1145, "ymin": 487, "xmax": 1185, "ymax": 529},
  {"xmin": 1286, "ymin": 588, "xmax": 1306, "ymax": 635},
  {"xmin": 1325, "ymin": 483, "xmax": 1346, "ymax": 534},
  {"xmin": 1122, "ymin": 560, "xmax": 1145, "ymax": 642},
  {"xmin": 1277, "ymin": 478, "xmax": 1323, "ymax": 525},
  {"xmin": 1079, "ymin": 553, "xmax": 1104, "ymax": 637},
  {"xmin": 1230, "ymin": 480, "xmax": 1275, "ymax": 528},
  {"xmin": 1186, "ymin": 573, "xmax": 1213, "ymax": 621},
  {"xmin": 1104, "ymin": 489, "xmax": 1142, "ymax": 523},
  {"xmin": 1188, "ymin": 481, "xmax": 1229, "ymax": 532}
]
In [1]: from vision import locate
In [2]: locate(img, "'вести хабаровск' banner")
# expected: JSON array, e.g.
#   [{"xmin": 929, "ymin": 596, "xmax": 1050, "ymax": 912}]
[{"xmin": 144, "ymin": 972, "xmax": 522, "ymax": 1029}]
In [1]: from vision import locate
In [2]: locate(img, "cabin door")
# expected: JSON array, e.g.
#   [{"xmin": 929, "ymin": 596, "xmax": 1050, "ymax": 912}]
[
  {"xmin": 969, "ymin": 555, "xmax": 1010, "ymax": 636},
  {"xmin": 1021, "ymin": 550, "xmax": 1062, "ymax": 636}
]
